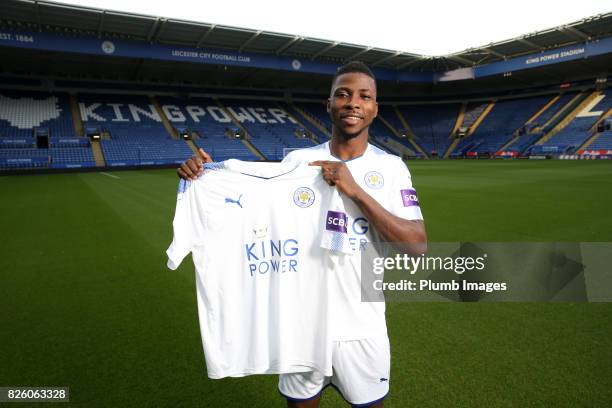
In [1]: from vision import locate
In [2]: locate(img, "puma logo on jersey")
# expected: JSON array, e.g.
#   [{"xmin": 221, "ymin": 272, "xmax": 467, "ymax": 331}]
[{"xmin": 225, "ymin": 194, "xmax": 243, "ymax": 208}]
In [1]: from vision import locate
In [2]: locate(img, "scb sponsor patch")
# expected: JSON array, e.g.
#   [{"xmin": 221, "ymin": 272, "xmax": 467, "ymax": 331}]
[
  {"xmin": 326, "ymin": 210, "xmax": 348, "ymax": 233},
  {"xmin": 400, "ymin": 188, "xmax": 419, "ymax": 207}
]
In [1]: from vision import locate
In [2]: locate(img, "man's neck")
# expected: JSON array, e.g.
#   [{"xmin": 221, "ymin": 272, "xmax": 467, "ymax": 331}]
[{"xmin": 329, "ymin": 133, "xmax": 369, "ymax": 161}]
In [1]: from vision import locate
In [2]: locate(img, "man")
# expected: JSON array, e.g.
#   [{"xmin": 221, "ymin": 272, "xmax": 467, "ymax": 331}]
[{"xmin": 177, "ymin": 61, "xmax": 427, "ymax": 407}]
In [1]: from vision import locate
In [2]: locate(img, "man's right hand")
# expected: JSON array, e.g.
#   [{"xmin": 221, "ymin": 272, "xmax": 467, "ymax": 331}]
[{"xmin": 177, "ymin": 148, "xmax": 213, "ymax": 180}]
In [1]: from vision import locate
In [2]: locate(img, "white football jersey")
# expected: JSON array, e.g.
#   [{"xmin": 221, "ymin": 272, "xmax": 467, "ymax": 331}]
[
  {"xmin": 166, "ymin": 159, "xmax": 349, "ymax": 378},
  {"xmin": 284, "ymin": 142, "xmax": 424, "ymax": 340}
]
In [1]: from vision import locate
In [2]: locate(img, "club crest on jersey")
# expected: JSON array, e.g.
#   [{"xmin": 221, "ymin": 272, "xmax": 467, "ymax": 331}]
[
  {"xmin": 293, "ymin": 187, "xmax": 315, "ymax": 208},
  {"xmin": 364, "ymin": 171, "xmax": 384, "ymax": 189}
]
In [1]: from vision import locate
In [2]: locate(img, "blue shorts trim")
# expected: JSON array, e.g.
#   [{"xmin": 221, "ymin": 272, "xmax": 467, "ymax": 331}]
[
  {"xmin": 351, "ymin": 392, "xmax": 388, "ymax": 408},
  {"xmin": 280, "ymin": 379, "xmax": 388, "ymax": 407},
  {"xmin": 278, "ymin": 386, "xmax": 325, "ymax": 403},
  {"xmin": 328, "ymin": 383, "xmax": 388, "ymax": 408}
]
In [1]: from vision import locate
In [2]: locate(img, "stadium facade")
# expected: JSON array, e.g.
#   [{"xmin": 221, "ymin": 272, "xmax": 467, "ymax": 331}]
[{"xmin": 0, "ymin": 0, "xmax": 611, "ymax": 171}]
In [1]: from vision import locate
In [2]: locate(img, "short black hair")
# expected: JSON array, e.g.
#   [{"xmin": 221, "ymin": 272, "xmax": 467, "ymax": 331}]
[{"xmin": 331, "ymin": 61, "xmax": 376, "ymax": 89}]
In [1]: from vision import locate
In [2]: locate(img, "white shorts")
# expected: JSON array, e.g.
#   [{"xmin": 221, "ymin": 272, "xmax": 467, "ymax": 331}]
[{"xmin": 278, "ymin": 334, "xmax": 390, "ymax": 407}]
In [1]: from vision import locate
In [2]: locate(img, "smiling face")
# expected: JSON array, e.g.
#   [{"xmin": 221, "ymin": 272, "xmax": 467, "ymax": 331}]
[{"xmin": 327, "ymin": 72, "xmax": 378, "ymax": 141}]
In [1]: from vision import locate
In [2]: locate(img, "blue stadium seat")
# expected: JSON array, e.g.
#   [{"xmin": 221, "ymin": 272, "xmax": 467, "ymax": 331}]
[
  {"xmin": 0, "ymin": 91, "xmax": 92, "ymax": 169},
  {"xmin": 397, "ymin": 104, "xmax": 459, "ymax": 156},
  {"xmin": 454, "ymin": 96, "xmax": 550, "ymax": 155},
  {"xmin": 221, "ymin": 99, "xmax": 315, "ymax": 161},
  {"xmin": 155, "ymin": 96, "xmax": 259, "ymax": 161},
  {"xmin": 543, "ymin": 90, "xmax": 612, "ymax": 153}
]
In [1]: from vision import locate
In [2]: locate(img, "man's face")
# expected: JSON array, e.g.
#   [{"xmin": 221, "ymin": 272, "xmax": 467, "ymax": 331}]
[{"xmin": 327, "ymin": 72, "xmax": 378, "ymax": 140}]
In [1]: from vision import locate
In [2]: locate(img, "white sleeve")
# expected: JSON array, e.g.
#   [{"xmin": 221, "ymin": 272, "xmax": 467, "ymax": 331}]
[
  {"xmin": 389, "ymin": 159, "xmax": 424, "ymax": 221},
  {"xmin": 320, "ymin": 187, "xmax": 354, "ymax": 254},
  {"xmin": 166, "ymin": 179, "xmax": 204, "ymax": 270}
]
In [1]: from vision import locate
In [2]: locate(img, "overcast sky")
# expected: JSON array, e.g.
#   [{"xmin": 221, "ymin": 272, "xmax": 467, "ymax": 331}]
[{"xmin": 59, "ymin": 0, "xmax": 610, "ymax": 56}]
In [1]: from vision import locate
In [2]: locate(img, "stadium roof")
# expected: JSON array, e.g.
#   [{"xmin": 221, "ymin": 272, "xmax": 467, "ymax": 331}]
[{"xmin": 1, "ymin": 0, "xmax": 611, "ymax": 72}]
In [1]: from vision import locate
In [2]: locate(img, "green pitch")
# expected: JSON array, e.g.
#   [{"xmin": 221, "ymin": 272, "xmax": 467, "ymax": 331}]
[{"xmin": 1, "ymin": 160, "xmax": 611, "ymax": 407}]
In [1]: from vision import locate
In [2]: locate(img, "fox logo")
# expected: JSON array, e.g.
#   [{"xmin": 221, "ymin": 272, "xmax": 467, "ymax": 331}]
[
  {"xmin": 0, "ymin": 96, "xmax": 61, "ymax": 129},
  {"xmin": 225, "ymin": 194, "xmax": 243, "ymax": 208}
]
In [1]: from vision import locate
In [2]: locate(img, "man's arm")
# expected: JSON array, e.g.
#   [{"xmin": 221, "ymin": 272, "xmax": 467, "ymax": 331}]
[
  {"xmin": 310, "ymin": 160, "xmax": 427, "ymax": 256},
  {"xmin": 351, "ymin": 190, "xmax": 427, "ymax": 255},
  {"xmin": 177, "ymin": 148, "xmax": 213, "ymax": 180}
]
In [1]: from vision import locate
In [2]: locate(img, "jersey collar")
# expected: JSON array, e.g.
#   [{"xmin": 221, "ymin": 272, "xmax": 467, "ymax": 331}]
[{"xmin": 325, "ymin": 141, "xmax": 371, "ymax": 163}]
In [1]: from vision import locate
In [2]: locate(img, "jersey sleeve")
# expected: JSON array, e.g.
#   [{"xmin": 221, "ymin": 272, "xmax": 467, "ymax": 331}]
[
  {"xmin": 166, "ymin": 179, "xmax": 204, "ymax": 270},
  {"xmin": 388, "ymin": 159, "xmax": 424, "ymax": 221},
  {"xmin": 320, "ymin": 187, "xmax": 354, "ymax": 254}
]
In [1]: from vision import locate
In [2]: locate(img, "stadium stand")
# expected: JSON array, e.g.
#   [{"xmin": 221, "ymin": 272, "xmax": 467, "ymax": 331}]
[
  {"xmin": 1, "ymin": 86, "xmax": 610, "ymax": 170},
  {"xmin": 377, "ymin": 106, "xmax": 405, "ymax": 136},
  {"xmin": 536, "ymin": 92, "xmax": 588, "ymax": 136},
  {"xmin": 155, "ymin": 96, "xmax": 258, "ymax": 161},
  {"xmin": 397, "ymin": 104, "xmax": 459, "ymax": 156},
  {"xmin": 529, "ymin": 92, "xmax": 578, "ymax": 130},
  {"xmin": 296, "ymin": 102, "xmax": 332, "ymax": 134},
  {"xmin": 48, "ymin": 146, "xmax": 95, "ymax": 168},
  {"xmin": 369, "ymin": 118, "xmax": 398, "ymax": 146},
  {"xmin": 0, "ymin": 2, "xmax": 610, "ymax": 171},
  {"xmin": 504, "ymin": 131, "xmax": 544, "ymax": 155},
  {"xmin": 588, "ymin": 128, "xmax": 612, "ymax": 150},
  {"xmin": 0, "ymin": 148, "xmax": 48, "ymax": 169},
  {"xmin": 221, "ymin": 99, "xmax": 314, "ymax": 161},
  {"xmin": 0, "ymin": 90, "xmax": 95, "ymax": 168},
  {"xmin": 0, "ymin": 91, "xmax": 73, "ymax": 138},
  {"xmin": 78, "ymin": 93, "xmax": 193, "ymax": 166},
  {"xmin": 461, "ymin": 103, "xmax": 488, "ymax": 131},
  {"xmin": 279, "ymin": 102, "xmax": 330, "ymax": 143},
  {"xmin": 372, "ymin": 106, "xmax": 422, "ymax": 157},
  {"xmin": 501, "ymin": 93, "xmax": 579, "ymax": 154},
  {"xmin": 541, "ymin": 90, "xmax": 612, "ymax": 153},
  {"xmin": 451, "ymin": 96, "xmax": 550, "ymax": 155}
]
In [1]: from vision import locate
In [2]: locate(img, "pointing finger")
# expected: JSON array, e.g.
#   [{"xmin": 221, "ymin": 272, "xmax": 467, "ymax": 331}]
[{"xmin": 198, "ymin": 148, "xmax": 213, "ymax": 163}]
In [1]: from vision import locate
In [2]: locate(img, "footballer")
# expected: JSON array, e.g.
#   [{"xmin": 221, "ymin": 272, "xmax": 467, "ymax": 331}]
[{"xmin": 178, "ymin": 61, "xmax": 427, "ymax": 407}]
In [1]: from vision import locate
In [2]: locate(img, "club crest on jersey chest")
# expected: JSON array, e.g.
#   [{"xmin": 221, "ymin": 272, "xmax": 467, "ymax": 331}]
[
  {"xmin": 293, "ymin": 187, "xmax": 315, "ymax": 208},
  {"xmin": 364, "ymin": 171, "xmax": 384, "ymax": 189}
]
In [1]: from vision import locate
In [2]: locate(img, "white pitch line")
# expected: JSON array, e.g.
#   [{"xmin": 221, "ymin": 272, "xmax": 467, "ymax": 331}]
[{"xmin": 101, "ymin": 172, "xmax": 120, "ymax": 179}]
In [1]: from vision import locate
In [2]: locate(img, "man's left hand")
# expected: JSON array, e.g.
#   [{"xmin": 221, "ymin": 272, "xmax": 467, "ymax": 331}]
[{"xmin": 309, "ymin": 160, "xmax": 362, "ymax": 200}]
